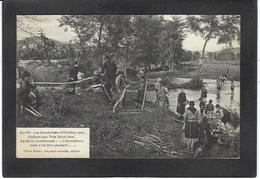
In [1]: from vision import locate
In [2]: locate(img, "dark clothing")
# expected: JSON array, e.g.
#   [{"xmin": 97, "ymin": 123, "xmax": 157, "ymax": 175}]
[
  {"xmin": 17, "ymin": 81, "xmax": 33, "ymax": 106},
  {"xmin": 68, "ymin": 76, "xmax": 78, "ymax": 93},
  {"xmin": 185, "ymin": 121, "xmax": 199, "ymax": 138},
  {"xmin": 217, "ymin": 84, "xmax": 221, "ymax": 90},
  {"xmin": 187, "ymin": 106, "xmax": 197, "ymax": 115},
  {"xmin": 199, "ymin": 101, "xmax": 206, "ymax": 113},
  {"xmin": 201, "ymin": 88, "xmax": 208, "ymax": 99},
  {"xmin": 205, "ymin": 103, "xmax": 214, "ymax": 114},
  {"xmin": 102, "ymin": 60, "xmax": 117, "ymax": 79},
  {"xmin": 136, "ymin": 77, "xmax": 146, "ymax": 104},
  {"xmin": 136, "ymin": 88, "xmax": 145, "ymax": 104},
  {"xmin": 216, "ymin": 107, "xmax": 231, "ymax": 124},
  {"xmin": 177, "ymin": 92, "xmax": 186, "ymax": 115},
  {"xmin": 69, "ymin": 66, "xmax": 79, "ymax": 79},
  {"xmin": 231, "ymin": 83, "xmax": 235, "ymax": 91},
  {"xmin": 100, "ymin": 76, "xmax": 112, "ymax": 104},
  {"xmin": 184, "ymin": 107, "xmax": 200, "ymax": 146},
  {"xmin": 69, "ymin": 66, "xmax": 79, "ymax": 92},
  {"xmin": 102, "ymin": 59, "xmax": 117, "ymax": 92},
  {"xmin": 199, "ymin": 117, "xmax": 209, "ymax": 146}
]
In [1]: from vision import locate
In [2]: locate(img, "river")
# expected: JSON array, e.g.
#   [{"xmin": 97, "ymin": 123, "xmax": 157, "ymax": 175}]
[{"xmin": 146, "ymin": 78, "xmax": 240, "ymax": 114}]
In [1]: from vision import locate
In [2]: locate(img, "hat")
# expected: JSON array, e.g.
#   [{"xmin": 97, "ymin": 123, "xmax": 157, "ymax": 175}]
[{"xmin": 189, "ymin": 101, "xmax": 195, "ymax": 106}]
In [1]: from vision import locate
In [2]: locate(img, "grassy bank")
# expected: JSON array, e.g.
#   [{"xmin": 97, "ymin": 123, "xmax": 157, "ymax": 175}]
[
  {"xmin": 147, "ymin": 60, "xmax": 240, "ymax": 81},
  {"xmin": 17, "ymin": 87, "xmax": 239, "ymax": 159}
]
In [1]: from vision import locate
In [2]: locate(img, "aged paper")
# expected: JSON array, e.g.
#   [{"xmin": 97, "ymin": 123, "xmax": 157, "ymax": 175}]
[{"xmin": 16, "ymin": 128, "xmax": 90, "ymax": 158}]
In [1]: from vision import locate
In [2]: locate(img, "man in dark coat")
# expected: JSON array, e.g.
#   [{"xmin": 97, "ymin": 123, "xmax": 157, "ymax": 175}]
[
  {"xmin": 69, "ymin": 62, "xmax": 79, "ymax": 94},
  {"xmin": 101, "ymin": 54, "xmax": 117, "ymax": 91},
  {"xmin": 101, "ymin": 54, "xmax": 117, "ymax": 104},
  {"xmin": 177, "ymin": 88, "xmax": 187, "ymax": 120}
]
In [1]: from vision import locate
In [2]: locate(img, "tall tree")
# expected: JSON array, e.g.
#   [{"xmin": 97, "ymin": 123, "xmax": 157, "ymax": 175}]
[
  {"xmin": 38, "ymin": 30, "xmax": 56, "ymax": 62},
  {"xmin": 132, "ymin": 15, "xmax": 163, "ymax": 71},
  {"xmin": 186, "ymin": 15, "xmax": 220, "ymax": 60},
  {"xmin": 158, "ymin": 17, "xmax": 186, "ymax": 70},
  {"xmin": 58, "ymin": 15, "xmax": 97, "ymax": 69},
  {"xmin": 186, "ymin": 15, "xmax": 240, "ymax": 60},
  {"xmin": 186, "ymin": 15, "xmax": 240, "ymax": 80}
]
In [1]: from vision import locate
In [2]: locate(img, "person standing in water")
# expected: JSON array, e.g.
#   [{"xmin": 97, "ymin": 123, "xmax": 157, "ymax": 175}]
[
  {"xmin": 205, "ymin": 99, "xmax": 214, "ymax": 120},
  {"xmin": 177, "ymin": 88, "xmax": 187, "ymax": 120},
  {"xmin": 230, "ymin": 80, "xmax": 235, "ymax": 97},
  {"xmin": 199, "ymin": 98, "xmax": 206, "ymax": 115},
  {"xmin": 216, "ymin": 79, "xmax": 221, "ymax": 103},
  {"xmin": 200, "ymin": 85, "xmax": 208, "ymax": 100}
]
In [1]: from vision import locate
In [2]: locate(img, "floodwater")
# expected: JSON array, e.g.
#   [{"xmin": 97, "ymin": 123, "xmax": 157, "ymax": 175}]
[{"xmin": 146, "ymin": 78, "xmax": 240, "ymax": 114}]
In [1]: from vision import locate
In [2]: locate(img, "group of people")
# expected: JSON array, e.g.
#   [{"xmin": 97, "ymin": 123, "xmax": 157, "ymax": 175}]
[
  {"xmin": 216, "ymin": 75, "xmax": 235, "ymax": 101},
  {"xmin": 17, "ymin": 54, "xmax": 235, "ymax": 152},
  {"xmin": 176, "ymin": 84, "xmax": 233, "ymax": 150}
]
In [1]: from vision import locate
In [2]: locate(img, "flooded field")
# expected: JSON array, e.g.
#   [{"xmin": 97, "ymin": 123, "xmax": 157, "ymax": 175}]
[{"xmin": 147, "ymin": 78, "xmax": 240, "ymax": 114}]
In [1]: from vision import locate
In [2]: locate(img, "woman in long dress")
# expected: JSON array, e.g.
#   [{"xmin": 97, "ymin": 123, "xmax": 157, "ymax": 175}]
[
  {"xmin": 177, "ymin": 88, "xmax": 187, "ymax": 120},
  {"xmin": 183, "ymin": 101, "xmax": 200, "ymax": 150}
]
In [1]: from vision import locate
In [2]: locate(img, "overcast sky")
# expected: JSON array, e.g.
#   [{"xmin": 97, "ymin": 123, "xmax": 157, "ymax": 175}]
[{"xmin": 17, "ymin": 15, "xmax": 239, "ymax": 52}]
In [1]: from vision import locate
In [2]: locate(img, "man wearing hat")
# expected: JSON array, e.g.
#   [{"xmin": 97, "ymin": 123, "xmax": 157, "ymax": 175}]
[
  {"xmin": 101, "ymin": 54, "xmax": 117, "ymax": 92},
  {"xmin": 69, "ymin": 62, "xmax": 79, "ymax": 94}
]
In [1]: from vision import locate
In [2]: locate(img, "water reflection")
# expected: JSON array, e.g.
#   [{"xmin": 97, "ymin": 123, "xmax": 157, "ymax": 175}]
[{"xmin": 146, "ymin": 78, "xmax": 240, "ymax": 114}]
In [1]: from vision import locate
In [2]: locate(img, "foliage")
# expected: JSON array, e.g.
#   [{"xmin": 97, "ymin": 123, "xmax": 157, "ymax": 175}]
[
  {"xmin": 131, "ymin": 16, "xmax": 162, "ymax": 70},
  {"xmin": 17, "ymin": 15, "xmax": 240, "ymax": 74},
  {"xmin": 186, "ymin": 15, "xmax": 240, "ymax": 60},
  {"xmin": 158, "ymin": 17, "xmax": 186, "ymax": 68}
]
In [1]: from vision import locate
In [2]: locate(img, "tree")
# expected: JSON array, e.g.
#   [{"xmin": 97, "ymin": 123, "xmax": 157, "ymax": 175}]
[
  {"xmin": 158, "ymin": 17, "xmax": 186, "ymax": 70},
  {"xmin": 186, "ymin": 15, "xmax": 220, "ymax": 61},
  {"xmin": 186, "ymin": 15, "xmax": 240, "ymax": 60},
  {"xmin": 217, "ymin": 15, "xmax": 240, "ymax": 47},
  {"xmin": 103, "ymin": 16, "xmax": 134, "ymax": 77},
  {"xmin": 37, "ymin": 30, "xmax": 56, "ymax": 62},
  {"xmin": 182, "ymin": 50, "xmax": 193, "ymax": 62},
  {"xmin": 192, "ymin": 51, "xmax": 201, "ymax": 61},
  {"xmin": 186, "ymin": 15, "xmax": 240, "ymax": 80},
  {"xmin": 131, "ymin": 15, "xmax": 163, "ymax": 71},
  {"xmin": 58, "ymin": 15, "xmax": 97, "ymax": 70}
]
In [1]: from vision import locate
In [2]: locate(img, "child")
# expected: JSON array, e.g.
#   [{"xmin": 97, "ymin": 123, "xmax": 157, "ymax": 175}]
[
  {"xmin": 76, "ymin": 71, "xmax": 84, "ymax": 95},
  {"xmin": 135, "ymin": 71, "xmax": 146, "ymax": 105},
  {"xmin": 199, "ymin": 98, "xmax": 206, "ymax": 115},
  {"xmin": 157, "ymin": 80, "xmax": 170, "ymax": 112},
  {"xmin": 205, "ymin": 99, "xmax": 214, "ymax": 119},
  {"xmin": 115, "ymin": 71, "xmax": 127, "ymax": 92},
  {"xmin": 177, "ymin": 88, "xmax": 187, "ymax": 120},
  {"xmin": 200, "ymin": 85, "xmax": 208, "ymax": 100}
]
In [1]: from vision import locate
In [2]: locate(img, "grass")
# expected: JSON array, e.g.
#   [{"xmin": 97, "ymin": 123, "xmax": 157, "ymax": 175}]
[
  {"xmin": 147, "ymin": 60, "xmax": 240, "ymax": 81},
  {"xmin": 17, "ymin": 60, "xmax": 240, "ymax": 158}
]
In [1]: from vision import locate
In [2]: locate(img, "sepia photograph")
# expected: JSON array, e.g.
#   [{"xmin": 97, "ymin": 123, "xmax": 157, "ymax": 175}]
[{"xmin": 16, "ymin": 15, "xmax": 240, "ymax": 159}]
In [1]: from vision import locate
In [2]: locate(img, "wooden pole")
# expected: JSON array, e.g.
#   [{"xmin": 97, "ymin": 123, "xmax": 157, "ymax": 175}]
[
  {"xmin": 31, "ymin": 77, "xmax": 93, "ymax": 86},
  {"xmin": 141, "ymin": 80, "xmax": 148, "ymax": 110},
  {"xmin": 113, "ymin": 87, "xmax": 127, "ymax": 113}
]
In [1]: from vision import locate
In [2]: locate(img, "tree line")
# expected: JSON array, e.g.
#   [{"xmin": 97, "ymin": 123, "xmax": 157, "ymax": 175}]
[{"xmin": 17, "ymin": 15, "xmax": 240, "ymax": 73}]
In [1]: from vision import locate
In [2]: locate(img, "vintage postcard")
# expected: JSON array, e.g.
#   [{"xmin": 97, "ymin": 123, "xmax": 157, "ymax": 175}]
[{"xmin": 16, "ymin": 15, "xmax": 241, "ymax": 159}]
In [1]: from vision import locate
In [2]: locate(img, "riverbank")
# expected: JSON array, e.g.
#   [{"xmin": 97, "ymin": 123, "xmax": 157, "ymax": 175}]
[
  {"xmin": 17, "ymin": 87, "xmax": 239, "ymax": 159},
  {"xmin": 146, "ymin": 60, "xmax": 240, "ymax": 81}
]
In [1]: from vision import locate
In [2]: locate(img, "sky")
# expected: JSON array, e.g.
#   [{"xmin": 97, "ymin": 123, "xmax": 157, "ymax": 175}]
[{"xmin": 17, "ymin": 15, "xmax": 240, "ymax": 52}]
